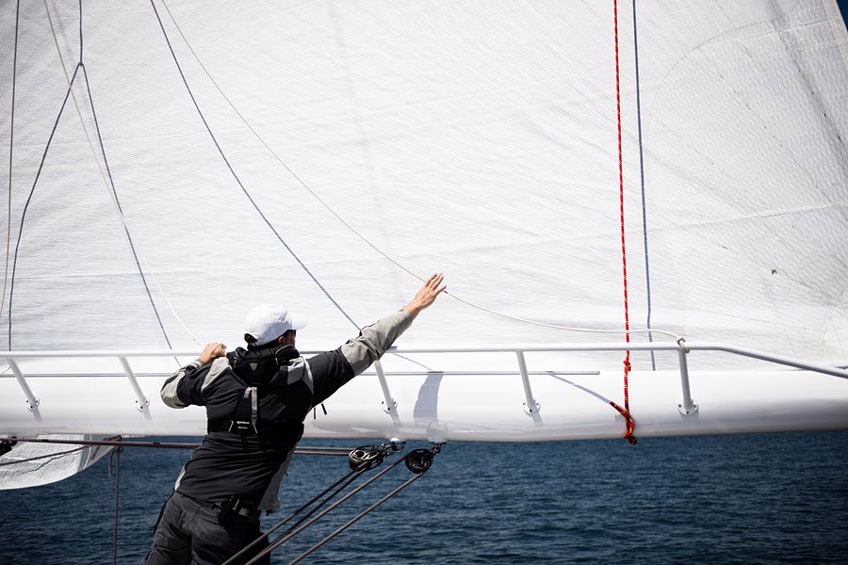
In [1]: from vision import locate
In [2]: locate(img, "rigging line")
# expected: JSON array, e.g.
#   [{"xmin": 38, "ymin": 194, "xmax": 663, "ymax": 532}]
[
  {"xmin": 224, "ymin": 464, "xmax": 366, "ymax": 565},
  {"xmin": 631, "ymin": 0, "xmax": 656, "ymax": 371},
  {"xmin": 227, "ymin": 441, "xmax": 409, "ymax": 564},
  {"xmin": 6, "ymin": 436, "xmax": 353, "ymax": 455},
  {"xmin": 157, "ymin": 3, "xmax": 433, "ymax": 376},
  {"xmin": 289, "ymin": 470, "xmax": 428, "ymax": 564},
  {"xmin": 1, "ymin": 0, "xmax": 21, "ymax": 321},
  {"xmin": 157, "ymin": 0, "xmax": 422, "ymax": 288},
  {"xmin": 79, "ymin": 67, "xmax": 173, "ymax": 348},
  {"xmin": 30, "ymin": 2, "xmax": 200, "ymax": 350},
  {"xmin": 246, "ymin": 456, "xmax": 409, "ymax": 565},
  {"xmin": 155, "ymin": 2, "xmax": 682, "ymax": 344},
  {"xmin": 15, "ymin": 4, "xmax": 183, "ymax": 352},
  {"xmin": 612, "ymin": 0, "xmax": 636, "ymax": 445},
  {"xmin": 0, "ymin": 445, "xmax": 86, "ymax": 467},
  {"xmin": 440, "ymin": 288, "xmax": 680, "ymax": 339},
  {"xmin": 7, "ymin": 63, "xmax": 81, "ymax": 349},
  {"xmin": 149, "ymin": 0, "xmax": 359, "ymax": 332},
  {"xmin": 109, "ymin": 446, "xmax": 123, "ymax": 565},
  {"xmin": 46, "ymin": 0, "xmax": 174, "ymax": 348}
]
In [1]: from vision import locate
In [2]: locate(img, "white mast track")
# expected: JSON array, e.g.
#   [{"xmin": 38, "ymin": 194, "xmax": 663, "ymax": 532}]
[{"xmin": 2, "ymin": 342, "xmax": 847, "ymax": 441}]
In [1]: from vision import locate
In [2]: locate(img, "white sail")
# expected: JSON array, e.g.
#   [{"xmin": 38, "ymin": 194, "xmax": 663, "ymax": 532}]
[
  {"xmin": 1, "ymin": 1, "xmax": 847, "ymax": 451},
  {"xmin": 0, "ymin": 434, "xmax": 113, "ymax": 489}
]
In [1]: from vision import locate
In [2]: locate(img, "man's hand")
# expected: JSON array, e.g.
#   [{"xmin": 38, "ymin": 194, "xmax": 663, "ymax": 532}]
[
  {"xmin": 403, "ymin": 273, "xmax": 447, "ymax": 318},
  {"xmin": 198, "ymin": 342, "xmax": 227, "ymax": 365}
]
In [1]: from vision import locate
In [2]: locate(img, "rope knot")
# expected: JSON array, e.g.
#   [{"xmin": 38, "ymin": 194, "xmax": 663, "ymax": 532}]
[{"xmin": 609, "ymin": 399, "xmax": 637, "ymax": 445}]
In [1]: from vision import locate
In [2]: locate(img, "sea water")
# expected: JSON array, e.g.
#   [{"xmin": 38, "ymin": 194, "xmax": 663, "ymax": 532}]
[{"xmin": 1, "ymin": 431, "xmax": 847, "ymax": 564}]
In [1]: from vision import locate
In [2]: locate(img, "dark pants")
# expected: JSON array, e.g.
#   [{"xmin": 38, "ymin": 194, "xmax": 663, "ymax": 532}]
[{"xmin": 144, "ymin": 491, "xmax": 269, "ymax": 565}]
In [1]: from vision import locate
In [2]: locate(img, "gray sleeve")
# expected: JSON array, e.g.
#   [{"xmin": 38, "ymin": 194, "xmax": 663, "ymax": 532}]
[
  {"xmin": 160, "ymin": 357, "xmax": 230, "ymax": 408},
  {"xmin": 160, "ymin": 360, "xmax": 201, "ymax": 408},
  {"xmin": 340, "ymin": 309, "xmax": 414, "ymax": 375}
]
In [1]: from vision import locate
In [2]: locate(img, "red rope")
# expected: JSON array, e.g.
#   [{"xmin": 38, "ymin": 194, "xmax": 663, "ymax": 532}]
[{"xmin": 609, "ymin": 0, "xmax": 637, "ymax": 445}]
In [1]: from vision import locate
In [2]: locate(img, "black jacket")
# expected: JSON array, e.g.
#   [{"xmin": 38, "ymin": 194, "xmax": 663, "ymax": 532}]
[{"xmin": 160, "ymin": 309, "xmax": 414, "ymax": 509}]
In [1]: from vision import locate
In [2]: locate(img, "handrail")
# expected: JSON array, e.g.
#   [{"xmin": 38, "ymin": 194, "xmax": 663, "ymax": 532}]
[
  {"xmin": 2, "ymin": 342, "xmax": 847, "ymax": 421},
  {"xmin": 0, "ymin": 340, "xmax": 843, "ymax": 373}
]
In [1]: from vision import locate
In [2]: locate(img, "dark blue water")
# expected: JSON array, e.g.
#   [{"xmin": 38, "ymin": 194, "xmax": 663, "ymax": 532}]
[{"xmin": 1, "ymin": 431, "xmax": 847, "ymax": 564}]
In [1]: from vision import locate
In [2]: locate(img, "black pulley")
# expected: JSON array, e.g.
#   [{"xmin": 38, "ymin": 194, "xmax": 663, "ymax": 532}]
[
  {"xmin": 404, "ymin": 448, "xmax": 434, "ymax": 474},
  {"xmin": 348, "ymin": 445, "xmax": 384, "ymax": 470}
]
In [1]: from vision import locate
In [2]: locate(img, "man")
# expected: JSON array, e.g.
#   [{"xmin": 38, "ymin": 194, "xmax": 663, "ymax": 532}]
[{"xmin": 145, "ymin": 273, "xmax": 446, "ymax": 564}]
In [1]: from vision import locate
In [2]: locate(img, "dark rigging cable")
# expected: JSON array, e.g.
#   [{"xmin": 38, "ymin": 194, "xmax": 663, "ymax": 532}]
[
  {"xmin": 0, "ymin": 445, "xmax": 86, "ymax": 467},
  {"xmin": 148, "ymin": 0, "xmax": 361, "ymax": 332},
  {"xmin": 631, "ymin": 0, "xmax": 657, "ymax": 370},
  {"xmin": 289, "ymin": 469, "xmax": 428, "ymax": 565},
  {"xmin": 7, "ymin": 0, "xmax": 173, "ymax": 349},
  {"xmin": 243, "ymin": 448, "xmax": 428, "ymax": 565},
  {"xmin": 2, "ymin": 0, "xmax": 21, "ymax": 329},
  {"xmin": 2, "ymin": 436, "xmax": 353, "ymax": 456},
  {"xmin": 224, "ymin": 462, "xmax": 368, "ymax": 565},
  {"xmin": 109, "ymin": 445, "xmax": 124, "ymax": 565}
]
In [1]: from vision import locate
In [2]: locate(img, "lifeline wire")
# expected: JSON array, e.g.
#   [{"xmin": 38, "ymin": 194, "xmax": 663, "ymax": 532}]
[
  {"xmin": 156, "ymin": 0, "xmax": 681, "ymax": 343},
  {"xmin": 3, "ymin": 436, "xmax": 353, "ymax": 457},
  {"xmin": 0, "ymin": 445, "xmax": 85, "ymax": 467}
]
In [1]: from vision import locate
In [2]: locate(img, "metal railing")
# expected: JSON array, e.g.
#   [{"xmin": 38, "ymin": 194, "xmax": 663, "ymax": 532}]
[{"xmin": 2, "ymin": 341, "xmax": 847, "ymax": 420}]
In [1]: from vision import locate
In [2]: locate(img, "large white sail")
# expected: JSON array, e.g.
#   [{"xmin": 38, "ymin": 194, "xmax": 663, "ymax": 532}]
[{"xmin": 1, "ymin": 0, "xmax": 847, "ymax": 460}]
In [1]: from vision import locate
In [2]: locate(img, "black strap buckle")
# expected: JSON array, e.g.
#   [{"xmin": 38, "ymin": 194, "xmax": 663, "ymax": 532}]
[{"xmin": 227, "ymin": 420, "xmax": 259, "ymax": 435}]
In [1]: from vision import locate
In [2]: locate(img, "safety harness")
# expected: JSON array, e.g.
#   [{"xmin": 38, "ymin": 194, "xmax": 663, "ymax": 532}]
[{"xmin": 206, "ymin": 345, "xmax": 303, "ymax": 441}]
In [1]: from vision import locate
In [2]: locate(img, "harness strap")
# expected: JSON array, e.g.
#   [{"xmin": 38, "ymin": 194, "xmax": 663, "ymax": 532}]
[{"xmin": 207, "ymin": 418, "xmax": 304, "ymax": 439}]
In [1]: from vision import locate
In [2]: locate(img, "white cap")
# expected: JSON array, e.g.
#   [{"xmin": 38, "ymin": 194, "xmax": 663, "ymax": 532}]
[{"xmin": 243, "ymin": 304, "xmax": 307, "ymax": 346}]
